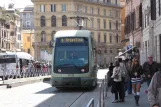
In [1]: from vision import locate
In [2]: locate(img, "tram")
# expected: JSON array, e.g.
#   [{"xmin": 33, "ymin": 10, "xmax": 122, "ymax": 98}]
[{"xmin": 50, "ymin": 30, "xmax": 98, "ymax": 88}]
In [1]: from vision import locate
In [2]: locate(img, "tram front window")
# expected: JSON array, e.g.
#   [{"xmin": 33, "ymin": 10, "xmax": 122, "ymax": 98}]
[{"xmin": 54, "ymin": 37, "xmax": 89, "ymax": 74}]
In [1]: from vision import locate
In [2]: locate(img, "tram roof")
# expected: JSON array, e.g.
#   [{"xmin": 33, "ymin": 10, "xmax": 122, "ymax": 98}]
[
  {"xmin": 0, "ymin": 52, "xmax": 34, "ymax": 60},
  {"xmin": 54, "ymin": 30, "xmax": 92, "ymax": 38}
]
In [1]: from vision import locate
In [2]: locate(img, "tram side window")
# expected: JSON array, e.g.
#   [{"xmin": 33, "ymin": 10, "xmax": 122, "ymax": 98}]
[{"xmin": 0, "ymin": 58, "xmax": 16, "ymax": 63}]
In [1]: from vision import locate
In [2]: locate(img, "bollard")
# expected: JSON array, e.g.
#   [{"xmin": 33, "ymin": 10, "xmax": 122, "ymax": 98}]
[
  {"xmin": 102, "ymin": 79, "xmax": 105, "ymax": 107},
  {"xmin": 99, "ymin": 84, "xmax": 102, "ymax": 107}
]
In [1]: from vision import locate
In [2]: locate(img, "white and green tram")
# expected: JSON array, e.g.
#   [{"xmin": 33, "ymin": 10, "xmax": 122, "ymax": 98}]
[{"xmin": 50, "ymin": 30, "xmax": 98, "ymax": 88}]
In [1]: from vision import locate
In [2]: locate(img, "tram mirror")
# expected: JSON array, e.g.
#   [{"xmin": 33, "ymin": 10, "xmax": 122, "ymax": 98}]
[{"xmin": 49, "ymin": 40, "xmax": 54, "ymax": 48}]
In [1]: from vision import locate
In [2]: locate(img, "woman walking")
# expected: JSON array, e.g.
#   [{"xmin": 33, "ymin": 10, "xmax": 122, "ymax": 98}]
[
  {"xmin": 130, "ymin": 57, "xmax": 143, "ymax": 106},
  {"xmin": 111, "ymin": 61, "xmax": 125, "ymax": 103}
]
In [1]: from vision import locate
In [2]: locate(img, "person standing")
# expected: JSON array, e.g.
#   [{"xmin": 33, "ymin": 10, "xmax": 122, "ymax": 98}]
[
  {"xmin": 143, "ymin": 55, "xmax": 159, "ymax": 93},
  {"xmin": 148, "ymin": 70, "xmax": 161, "ymax": 107},
  {"xmin": 125, "ymin": 59, "xmax": 132, "ymax": 94},
  {"xmin": 130, "ymin": 57, "xmax": 143, "ymax": 106},
  {"xmin": 111, "ymin": 61, "xmax": 125, "ymax": 103}
]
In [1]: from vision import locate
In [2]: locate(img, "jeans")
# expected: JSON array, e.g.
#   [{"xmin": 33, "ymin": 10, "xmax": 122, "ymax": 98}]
[
  {"xmin": 147, "ymin": 80, "xmax": 151, "ymax": 87},
  {"xmin": 127, "ymin": 80, "xmax": 132, "ymax": 94},
  {"xmin": 114, "ymin": 82, "xmax": 123, "ymax": 100}
]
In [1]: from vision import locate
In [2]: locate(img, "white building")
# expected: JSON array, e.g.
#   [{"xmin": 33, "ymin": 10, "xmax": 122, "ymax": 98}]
[{"xmin": 142, "ymin": 0, "xmax": 161, "ymax": 63}]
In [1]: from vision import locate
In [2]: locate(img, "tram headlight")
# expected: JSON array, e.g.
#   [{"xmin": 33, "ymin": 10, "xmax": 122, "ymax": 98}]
[
  {"xmin": 81, "ymin": 69, "xmax": 85, "ymax": 73},
  {"xmin": 58, "ymin": 69, "xmax": 61, "ymax": 73}
]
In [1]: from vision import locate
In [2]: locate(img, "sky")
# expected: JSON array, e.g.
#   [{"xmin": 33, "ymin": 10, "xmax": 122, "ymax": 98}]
[{"xmin": 0, "ymin": 0, "xmax": 33, "ymax": 9}]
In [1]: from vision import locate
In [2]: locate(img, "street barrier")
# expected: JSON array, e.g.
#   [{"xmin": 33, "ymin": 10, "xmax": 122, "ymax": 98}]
[
  {"xmin": 86, "ymin": 70, "xmax": 110, "ymax": 107},
  {"xmin": 0, "ymin": 67, "xmax": 51, "ymax": 84}
]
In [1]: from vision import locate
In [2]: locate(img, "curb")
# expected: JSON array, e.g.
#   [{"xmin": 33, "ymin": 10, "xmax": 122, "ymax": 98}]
[{"xmin": 0, "ymin": 76, "xmax": 51, "ymax": 89}]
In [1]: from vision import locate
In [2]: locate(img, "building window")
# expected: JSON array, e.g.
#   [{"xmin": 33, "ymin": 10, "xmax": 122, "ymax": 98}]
[
  {"xmin": 104, "ymin": 49, "xmax": 107, "ymax": 53},
  {"xmin": 115, "ymin": 0, "xmax": 117, "ymax": 5},
  {"xmin": 104, "ymin": 19, "xmax": 106, "ymax": 29},
  {"xmin": 116, "ymin": 21, "xmax": 118, "ymax": 30},
  {"xmin": 116, "ymin": 34, "xmax": 119, "ymax": 43},
  {"xmin": 108, "ymin": 10, "xmax": 112, "ymax": 16},
  {"xmin": 40, "ymin": 16, "xmax": 46, "ymax": 27},
  {"xmin": 116, "ymin": 11, "xmax": 120, "ymax": 17},
  {"xmin": 145, "ymin": 14, "xmax": 147, "ymax": 28},
  {"xmin": 117, "ymin": 48, "xmax": 119, "ymax": 53},
  {"xmin": 85, "ymin": 20, "xmax": 88, "ymax": 28},
  {"xmin": 147, "ymin": 14, "xmax": 149, "ymax": 26},
  {"xmin": 104, "ymin": 9, "xmax": 106, "ymax": 16},
  {"xmin": 28, "ymin": 48, "xmax": 30, "ymax": 54},
  {"xmin": 84, "ymin": 6, "xmax": 87, "ymax": 13},
  {"xmin": 26, "ymin": 21, "xmax": 31, "ymax": 28},
  {"xmin": 26, "ymin": 13, "xmax": 30, "ymax": 18},
  {"xmin": 109, "ymin": 21, "xmax": 112, "ymax": 30},
  {"xmin": 90, "ymin": 7, "xmax": 94, "ymax": 14},
  {"xmin": 27, "ymin": 36, "xmax": 30, "ymax": 42},
  {"xmin": 97, "ymin": 8, "xmax": 100, "ymax": 15},
  {"xmin": 41, "ymin": 31, "xmax": 46, "ymax": 42},
  {"xmin": 51, "ymin": 4, "xmax": 56, "ymax": 12},
  {"xmin": 98, "ymin": 33, "xmax": 100, "ymax": 43},
  {"xmin": 110, "ymin": 34, "xmax": 112, "ymax": 43},
  {"xmin": 97, "ymin": 19, "xmax": 100, "ymax": 29},
  {"xmin": 18, "ymin": 34, "xmax": 21, "ymax": 40},
  {"xmin": 159, "ymin": 0, "xmax": 161, "ymax": 15},
  {"xmin": 40, "ymin": 5, "xmax": 45, "ymax": 12},
  {"xmin": 62, "ymin": 15, "xmax": 67, "ymax": 26},
  {"xmin": 91, "ymin": 18, "xmax": 94, "ymax": 28},
  {"xmin": 51, "ymin": 31, "xmax": 56, "ymax": 40},
  {"xmin": 51, "ymin": 15, "xmax": 56, "ymax": 27},
  {"xmin": 104, "ymin": 33, "xmax": 106, "ymax": 43},
  {"xmin": 110, "ymin": 48, "xmax": 112, "ymax": 53},
  {"xmin": 62, "ymin": 4, "xmax": 67, "ymax": 12}
]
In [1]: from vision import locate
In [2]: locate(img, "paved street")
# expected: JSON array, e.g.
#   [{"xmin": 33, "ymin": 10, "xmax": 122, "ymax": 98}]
[
  {"xmin": 0, "ymin": 69, "xmax": 108, "ymax": 107},
  {"xmin": 0, "ymin": 69, "xmax": 150, "ymax": 107}
]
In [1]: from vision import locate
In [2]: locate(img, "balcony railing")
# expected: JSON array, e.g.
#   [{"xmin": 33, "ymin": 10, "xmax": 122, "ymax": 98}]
[{"xmin": 32, "ymin": 42, "xmax": 49, "ymax": 47}]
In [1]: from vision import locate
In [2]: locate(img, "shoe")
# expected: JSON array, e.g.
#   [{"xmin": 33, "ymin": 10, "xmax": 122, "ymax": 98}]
[
  {"xmin": 118, "ymin": 99, "xmax": 125, "ymax": 102},
  {"xmin": 135, "ymin": 95, "xmax": 140, "ymax": 106},
  {"xmin": 112, "ymin": 100, "xmax": 118, "ymax": 103}
]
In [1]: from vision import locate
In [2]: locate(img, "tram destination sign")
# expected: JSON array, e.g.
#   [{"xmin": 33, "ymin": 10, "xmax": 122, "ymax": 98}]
[{"xmin": 60, "ymin": 38, "xmax": 84, "ymax": 43}]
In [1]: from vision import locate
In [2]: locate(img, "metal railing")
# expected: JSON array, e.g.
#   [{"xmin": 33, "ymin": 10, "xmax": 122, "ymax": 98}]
[
  {"xmin": 86, "ymin": 70, "xmax": 110, "ymax": 107},
  {"xmin": 86, "ymin": 98, "xmax": 94, "ymax": 107},
  {"xmin": 0, "ymin": 67, "xmax": 51, "ymax": 84}
]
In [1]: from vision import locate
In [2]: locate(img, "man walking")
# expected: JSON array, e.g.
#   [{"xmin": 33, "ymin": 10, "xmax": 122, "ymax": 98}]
[
  {"xmin": 143, "ymin": 55, "xmax": 159, "ymax": 93},
  {"xmin": 148, "ymin": 70, "xmax": 161, "ymax": 107}
]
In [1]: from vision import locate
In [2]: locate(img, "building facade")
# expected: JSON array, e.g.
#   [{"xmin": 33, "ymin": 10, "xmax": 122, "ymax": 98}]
[
  {"xmin": 31, "ymin": 0, "xmax": 123, "ymax": 65},
  {"xmin": 0, "ymin": 5, "xmax": 21, "ymax": 52},
  {"xmin": 142, "ymin": 0, "xmax": 161, "ymax": 63},
  {"xmin": 21, "ymin": 30, "xmax": 34, "ymax": 57},
  {"xmin": 20, "ymin": 5, "xmax": 34, "ymax": 30},
  {"xmin": 124, "ymin": 0, "xmax": 142, "ymax": 62}
]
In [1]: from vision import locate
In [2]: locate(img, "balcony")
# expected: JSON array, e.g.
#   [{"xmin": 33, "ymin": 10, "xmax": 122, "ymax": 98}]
[{"xmin": 32, "ymin": 42, "xmax": 49, "ymax": 47}]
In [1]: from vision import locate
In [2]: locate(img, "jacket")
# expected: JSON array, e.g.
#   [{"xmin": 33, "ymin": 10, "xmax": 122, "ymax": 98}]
[
  {"xmin": 143, "ymin": 62, "xmax": 159, "ymax": 80},
  {"xmin": 111, "ymin": 67, "xmax": 125, "ymax": 82},
  {"xmin": 130, "ymin": 64, "xmax": 143, "ymax": 78},
  {"xmin": 148, "ymin": 71, "xmax": 161, "ymax": 107}
]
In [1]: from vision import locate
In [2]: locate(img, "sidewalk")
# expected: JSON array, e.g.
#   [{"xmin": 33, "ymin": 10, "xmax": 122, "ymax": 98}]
[
  {"xmin": 0, "ymin": 75, "xmax": 51, "ymax": 89},
  {"xmin": 105, "ymin": 83, "xmax": 149, "ymax": 107}
]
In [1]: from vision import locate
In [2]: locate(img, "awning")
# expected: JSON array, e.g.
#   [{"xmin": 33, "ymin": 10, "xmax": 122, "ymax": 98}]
[{"xmin": 115, "ymin": 46, "xmax": 136, "ymax": 59}]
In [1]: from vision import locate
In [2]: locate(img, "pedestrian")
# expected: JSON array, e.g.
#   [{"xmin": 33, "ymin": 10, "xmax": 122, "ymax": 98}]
[
  {"xmin": 108, "ymin": 62, "xmax": 115, "ymax": 87},
  {"xmin": 118, "ymin": 58, "xmax": 128, "ymax": 98},
  {"xmin": 130, "ymin": 57, "xmax": 143, "ymax": 106},
  {"xmin": 125, "ymin": 59, "xmax": 132, "ymax": 94},
  {"xmin": 147, "ymin": 69, "xmax": 161, "ymax": 107},
  {"xmin": 111, "ymin": 60, "xmax": 125, "ymax": 103},
  {"xmin": 143, "ymin": 55, "xmax": 159, "ymax": 93}
]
